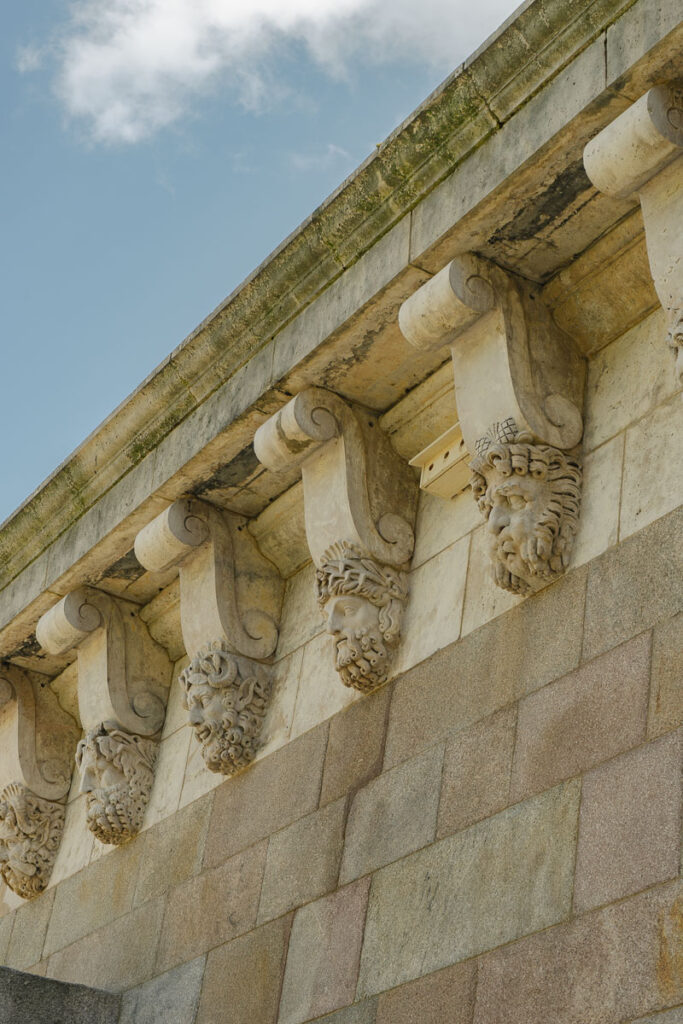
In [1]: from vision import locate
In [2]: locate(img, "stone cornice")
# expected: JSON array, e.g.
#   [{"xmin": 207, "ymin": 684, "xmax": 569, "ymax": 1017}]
[{"xmin": 0, "ymin": 0, "xmax": 651, "ymax": 595}]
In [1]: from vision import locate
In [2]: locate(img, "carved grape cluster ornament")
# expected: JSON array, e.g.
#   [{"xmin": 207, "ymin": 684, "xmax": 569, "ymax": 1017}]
[
  {"xmin": 179, "ymin": 640, "xmax": 271, "ymax": 775},
  {"xmin": 470, "ymin": 423, "xmax": 582, "ymax": 596},
  {"xmin": 0, "ymin": 783, "xmax": 65, "ymax": 899}
]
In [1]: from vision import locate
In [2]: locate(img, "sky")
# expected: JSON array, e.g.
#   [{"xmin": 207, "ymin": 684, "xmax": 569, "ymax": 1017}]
[{"xmin": 1, "ymin": 0, "xmax": 521, "ymax": 526}]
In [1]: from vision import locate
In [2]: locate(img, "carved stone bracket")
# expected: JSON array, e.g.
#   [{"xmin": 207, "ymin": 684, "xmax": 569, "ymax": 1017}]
[
  {"xmin": 254, "ymin": 388, "xmax": 417, "ymax": 692},
  {"xmin": 584, "ymin": 81, "xmax": 683, "ymax": 380},
  {"xmin": 36, "ymin": 588, "xmax": 172, "ymax": 844},
  {"xmin": 134, "ymin": 498, "xmax": 283, "ymax": 774},
  {"xmin": 0, "ymin": 664, "xmax": 78, "ymax": 897},
  {"xmin": 398, "ymin": 254, "xmax": 585, "ymax": 595}
]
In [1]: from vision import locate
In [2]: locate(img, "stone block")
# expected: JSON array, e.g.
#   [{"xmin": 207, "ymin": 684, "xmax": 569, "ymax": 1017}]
[
  {"xmin": 385, "ymin": 568, "xmax": 586, "ymax": 768},
  {"xmin": 48, "ymin": 794, "xmax": 95, "ymax": 887},
  {"xmin": 0, "ymin": 917, "xmax": 13, "ymax": 964},
  {"xmin": 258, "ymin": 648, "xmax": 304, "ymax": 760},
  {"xmin": 278, "ymin": 878, "xmax": 370, "ymax": 1024},
  {"xmin": 621, "ymin": 395, "xmax": 683, "ymax": 540},
  {"xmin": 178, "ymin": 733, "xmax": 224, "ymax": 810},
  {"xmin": 141, "ymin": 725, "xmax": 192, "ymax": 829},
  {"xmin": 4, "ymin": 890, "xmax": 54, "ymax": 972},
  {"xmin": 376, "ymin": 960, "xmax": 477, "ymax": 1024},
  {"xmin": 394, "ymin": 536, "xmax": 469, "ymax": 674},
  {"xmin": 339, "ymin": 744, "xmax": 443, "ymax": 884},
  {"xmin": 276, "ymin": 564, "xmax": 323, "ymax": 659},
  {"xmin": 510, "ymin": 633, "xmax": 650, "ymax": 801},
  {"xmin": 320, "ymin": 685, "xmax": 390, "ymax": 806},
  {"xmin": 357, "ymin": 781, "xmax": 579, "ymax": 997},
  {"xmin": 438, "ymin": 706, "xmax": 516, "ymax": 838},
  {"xmin": 44, "ymin": 840, "xmax": 143, "ymax": 957},
  {"xmin": 204, "ymin": 724, "xmax": 328, "ymax": 866},
  {"xmin": 571, "ymin": 435, "xmax": 623, "ymax": 568},
  {"xmin": 628, "ymin": 1010, "xmax": 683, "ymax": 1024},
  {"xmin": 574, "ymin": 732, "xmax": 682, "ymax": 913},
  {"xmin": 460, "ymin": 525, "xmax": 523, "ymax": 638},
  {"xmin": 196, "ymin": 916, "xmax": 291, "ymax": 1024},
  {"xmin": 0, "ymin": 967, "xmax": 120, "ymax": 1024},
  {"xmin": 411, "ymin": 490, "xmax": 480, "ymax": 571},
  {"xmin": 606, "ymin": 0, "xmax": 683, "ymax": 92},
  {"xmin": 119, "ymin": 957, "xmax": 206, "ymax": 1024},
  {"xmin": 473, "ymin": 882, "xmax": 683, "ymax": 1024},
  {"xmin": 583, "ymin": 509, "xmax": 683, "ymax": 661},
  {"xmin": 584, "ymin": 309, "xmax": 676, "ymax": 451},
  {"xmin": 649, "ymin": 613, "xmax": 683, "ymax": 740},
  {"xmin": 290, "ymin": 632, "xmax": 359, "ymax": 741},
  {"xmin": 311, "ymin": 1002, "xmax": 378, "ymax": 1024},
  {"xmin": 155, "ymin": 840, "xmax": 266, "ymax": 973},
  {"xmin": 46, "ymin": 897, "xmax": 166, "ymax": 992},
  {"xmin": 134, "ymin": 794, "xmax": 213, "ymax": 906},
  {"xmin": 257, "ymin": 798, "xmax": 346, "ymax": 924}
]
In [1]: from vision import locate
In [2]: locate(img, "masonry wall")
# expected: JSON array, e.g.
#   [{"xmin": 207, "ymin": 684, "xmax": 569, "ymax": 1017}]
[{"xmin": 0, "ymin": 307, "xmax": 681, "ymax": 1020}]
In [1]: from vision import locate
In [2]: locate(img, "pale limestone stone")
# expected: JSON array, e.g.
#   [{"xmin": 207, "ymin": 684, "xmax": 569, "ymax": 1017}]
[
  {"xmin": 140, "ymin": 726, "xmax": 191, "ymax": 831},
  {"xmin": 357, "ymin": 780, "xmax": 580, "ymax": 997},
  {"xmin": 411, "ymin": 488, "xmax": 480, "ymax": 570},
  {"xmin": 393, "ymin": 535, "xmax": 469, "ymax": 675},
  {"xmin": 585, "ymin": 307, "xmax": 678, "ymax": 451},
  {"xmin": 621, "ymin": 392, "xmax": 683, "ymax": 539},
  {"xmin": 275, "ymin": 563, "xmax": 323, "ymax": 660},
  {"xmin": 47, "ymin": 796, "xmax": 94, "ymax": 887},
  {"xmin": 290, "ymin": 632, "xmax": 360, "ymax": 742},
  {"xmin": 160, "ymin": 658, "xmax": 190, "ymax": 740},
  {"xmin": 257, "ymin": 649, "xmax": 303, "ymax": 760},
  {"xmin": 571, "ymin": 435, "xmax": 624, "ymax": 567},
  {"xmin": 460, "ymin": 526, "xmax": 522, "ymax": 638},
  {"xmin": 177, "ymin": 734, "xmax": 224, "ymax": 811}
]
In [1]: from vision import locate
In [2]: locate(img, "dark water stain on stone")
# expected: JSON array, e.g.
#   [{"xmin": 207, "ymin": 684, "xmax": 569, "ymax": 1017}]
[
  {"xmin": 98, "ymin": 548, "xmax": 146, "ymax": 583},
  {"xmin": 488, "ymin": 159, "xmax": 594, "ymax": 246},
  {"xmin": 194, "ymin": 445, "xmax": 262, "ymax": 496}
]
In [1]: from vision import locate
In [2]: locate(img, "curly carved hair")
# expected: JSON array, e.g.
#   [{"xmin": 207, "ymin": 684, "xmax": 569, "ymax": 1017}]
[
  {"xmin": 470, "ymin": 432, "xmax": 582, "ymax": 578},
  {"xmin": 315, "ymin": 542, "xmax": 408, "ymax": 643},
  {"xmin": 76, "ymin": 723, "xmax": 157, "ymax": 781}
]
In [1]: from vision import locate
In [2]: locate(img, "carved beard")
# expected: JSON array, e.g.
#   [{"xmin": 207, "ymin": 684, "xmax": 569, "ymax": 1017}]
[
  {"xmin": 0, "ymin": 838, "xmax": 40, "ymax": 899},
  {"xmin": 195, "ymin": 714, "xmax": 258, "ymax": 776},
  {"xmin": 335, "ymin": 627, "xmax": 390, "ymax": 693},
  {"xmin": 84, "ymin": 782, "xmax": 143, "ymax": 845},
  {"xmin": 489, "ymin": 532, "xmax": 551, "ymax": 596}
]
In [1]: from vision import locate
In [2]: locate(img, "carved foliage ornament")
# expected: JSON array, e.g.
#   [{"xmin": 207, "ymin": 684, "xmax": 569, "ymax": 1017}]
[
  {"xmin": 75, "ymin": 724, "xmax": 157, "ymax": 845},
  {"xmin": 179, "ymin": 641, "xmax": 271, "ymax": 775},
  {"xmin": 0, "ymin": 783, "xmax": 65, "ymax": 900},
  {"xmin": 316, "ymin": 542, "xmax": 409, "ymax": 693},
  {"xmin": 470, "ymin": 423, "xmax": 582, "ymax": 596}
]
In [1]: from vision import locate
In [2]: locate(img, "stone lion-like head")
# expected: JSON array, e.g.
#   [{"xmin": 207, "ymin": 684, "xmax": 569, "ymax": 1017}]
[
  {"xmin": 315, "ymin": 542, "xmax": 409, "ymax": 692},
  {"xmin": 0, "ymin": 782, "xmax": 64, "ymax": 899}
]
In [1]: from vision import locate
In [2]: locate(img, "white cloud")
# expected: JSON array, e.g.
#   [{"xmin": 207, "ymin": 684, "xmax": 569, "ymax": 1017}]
[
  {"xmin": 25, "ymin": 0, "xmax": 521, "ymax": 144},
  {"xmin": 289, "ymin": 143, "xmax": 352, "ymax": 172}
]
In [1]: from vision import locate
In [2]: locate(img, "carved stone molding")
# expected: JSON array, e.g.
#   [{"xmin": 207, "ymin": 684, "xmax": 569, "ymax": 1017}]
[
  {"xmin": 398, "ymin": 254, "xmax": 585, "ymax": 594},
  {"xmin": 0, "ymin": 664, "xmax": 78, "ymax": 898},
  {"xmin": 584, "ymin": 81, "xmax": 683, "ymax": 380},
  {"xmin": 255, "ymin": 388, "xmax": 417, "ymax": 691},
  {"xmin": 36, "ymin": 588, "xmax": 172, "ymax": 843},
  {"xmin": 179, "ymin": 640, "xmax": 271, "ymax": 775},
  {"xmin": 135, "ymin": 498, "xmax": 283, "ymax": 772}
]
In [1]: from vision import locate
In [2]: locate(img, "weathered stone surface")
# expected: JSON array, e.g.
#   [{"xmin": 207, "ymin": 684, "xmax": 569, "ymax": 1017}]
[
  {"xmin": 385, "ymin": 568, "xmax": 586, "ymax": 768},
  {"xmin": 204, "ymin": 724, "xmax": 328, "ymax": 866},
  {"xmin": 4, "ymin": 889, "xmax": 54, "ymax": 972},
  {"xmin": 340, "ymin": 744, "xmax": 443, "ymax": 884},
  {"xmin": 290, "ymin": 631, "xmax": 359, "ymax": 741},
  {"xmin": 46, "ymin": 897, "xmax": 166, "ymax": 992},
  {"xmin": 574, "ymin": 731, "xmax": 682, "ymax": 913},
  {"xmin": 627, "ymin": 1010, "xmax": 683, "ymax": 1024},
  {"xmin": 119, "ymin": 957, "xmax": 206, "ymax": 1024},
  {"xmin": 571, "ymin": 435, "xmax": 623, "ymax": 567},
  {"xmin": 0, "ymin": 916, "xmax": 13, "ymax": 964},
  {"xmin": 411, "ymin": 489, "xmax": 480, "ymax": 570},
  {"xmin": 44, "ymin": 840, "xmax": 143, "ymax": 957},
  {"xmin": 196, "ymin": 916, "xmax": 291, "ymax": 1024},
  {"xmin": 257, "ymin": 797, "xmax": 346, "ymax": 924},
  {"xmin": 649, "ymin": 613, "xmax": 683, "ymax": 739},
  {"xmin": 0, "ymin": 967, "xmax": 120, "ymax": 1024},
  {"xmin": 311, "ymin": 1002, "xmax": 378, "ymax": 1024},
  {"xmin": 376, "ymin": 960, "xmax": 477, "ymax": 1024},
  {"xmin": 583, "ymin": 509, "xmax": 683, "ymax": 661},
  {"xmin": 279, "ymin": 878, "xmax": 370, "ymax": 1024},
  {"xmin": 320, "ymin": 685, "xmax": 390, "ymax": 806},
  {"xmin": 437, "ymin": 706, "xmax": 516, "ymax": 838},
  {"xmin": 473, "ymin": 882, "xmax": 683, "ymax": 1024},
  {"xmin": 459, "ymin": 526, "xmax": 522, "ymax": 637},
  {"xmin": 156, "ymin": 839, "xmax": 266, "ymax": 973},
  {"xmin": 510, "ymin": 633, "xmax": 650, "ymax": 801},
  {"xmin": 621, "ymin": 395, "xmax": 683, "ymax": 540},
  {"xmin": 134, "ymin": 794, "xmax": 213, "ymax": 906},
  {"xmin": 358, "ymin": 781, "xmax": 579, "ymax": 997}
]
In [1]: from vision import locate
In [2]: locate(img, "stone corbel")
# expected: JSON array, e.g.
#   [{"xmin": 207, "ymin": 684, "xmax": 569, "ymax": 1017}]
[
  {"xmin": 254, "ymin": 387, "xmax": 417, "ymax": 693},
  {"xmin": 36, "ymin": 588, "xmax": 172, "ymax": 845},
  {"xmin": 0, "ymin": 665, "xmax": 79, "ymax": 898},
  {"xmin": 398, "ymin": 253, "xmax": 584, "ymax": 596},
  {"xmin": 134, "ymin": 498, "xmax": 283, "ymax": 775},
  {"xmin": 584, "ymin": 82, "xmax": 683, "ymax": 380}
]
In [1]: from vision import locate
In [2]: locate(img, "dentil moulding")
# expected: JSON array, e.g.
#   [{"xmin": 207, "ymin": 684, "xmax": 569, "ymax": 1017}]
[
  {"xmin": 0, "ymin": 664, "xmax": 79, "ymax": 898},
  {"xmin": 398, "ymin": 253, "xmax": 585, "ymax": 596},
  {"xmin": 254, "ymin": 388, "xmax": 417, "ymax": 692},
  {"xmin": 584, "ymin": 81, "xmax": 683, "ymax": 380},
  {"xmin": 36, "ymin": 587, "xmax": 172, "ymax": 844},
  {"xmin": 135, "ymin": 498, "xmax": 283, "ymax": 775}
]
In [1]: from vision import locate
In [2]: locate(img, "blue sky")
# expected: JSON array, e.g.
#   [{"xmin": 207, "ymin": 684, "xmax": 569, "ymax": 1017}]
[{"xmin": 1, "ymin": 0, "xmax": 519, "ymax": 525}]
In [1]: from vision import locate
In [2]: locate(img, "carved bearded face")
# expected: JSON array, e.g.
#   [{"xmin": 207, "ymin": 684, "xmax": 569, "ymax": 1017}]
[
  {"xmin": 0, "ymin": 784, "xmax": 64, "ymax": 899},
  {"xmin": 76, "ymin": 725, "xmax": 156, "ymax": 845},
  {"xmin": 324, "ymin": 593, "xmax": 390, "ymax": 693},
  {"xmin": 482, "ymin": 466, "xmax": 556, "ymax": 594}
]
